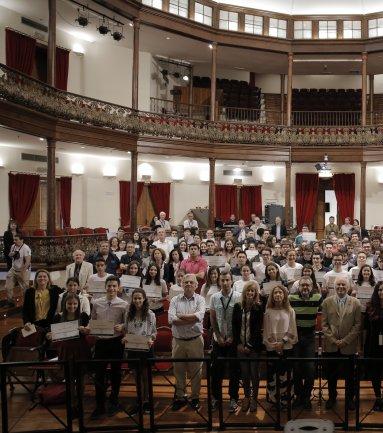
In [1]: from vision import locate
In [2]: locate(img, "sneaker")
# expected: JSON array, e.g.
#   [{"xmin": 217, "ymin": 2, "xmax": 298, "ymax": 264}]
[
  {"xmin": 211, "ymin": 398, "xmax": 218, "ymax": 412},
  {"xmin": 242, "ymin": 397, "xmax": 250, "ymax": 412},
  {"xmin": 143, "ymin": 402, "xmax": 150, "ymax": 414},
  {"xmin": 90, "ymin": 407, "xmax": 106, "ymax": 420},
  {"xmin": 250, "ymin": 397, "xmax": 257, "ymax": 412},
  {"xmin": 190, "ymin": 399, "xmax": 200, "ymax": 410},
  {"xmin": 172, "ymin": 399, "xmax": 187, "ymax": 411},
  {"xmin": 325, "ymin": 398, "xmax": 336, "ymax": 410},
  {"xmin": 228, "ymin": 398, "xmax": 238, "ymax": 413},
  {"xmin": 107, "ymin": 401, "xmax": 120, "ymax": 417}
]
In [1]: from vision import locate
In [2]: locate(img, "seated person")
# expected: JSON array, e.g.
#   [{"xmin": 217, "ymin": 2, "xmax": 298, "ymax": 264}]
[
  {"xmin": 120, "ymin": 240, "xmax": 142, "ymax": 273},
  {"xmin": 66, "ymin": 250, "xmax": 93, "ymax": 290},
  {"xmin": 89, "ymin": 241, "xmax": 120, "ymax": 275},
  {"xmin": 225, "ymin": 214, "xmax": 238, "ymax": 226},
  {"xmin": 183, "ymin": 211, "xmax": 199, "ymax": 231}
]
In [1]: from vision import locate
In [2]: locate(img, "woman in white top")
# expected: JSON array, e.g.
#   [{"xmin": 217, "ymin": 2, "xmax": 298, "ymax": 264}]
[
  {"xmin": 143, "ymin": 263, "xmax": 168, "ymax": 313},
  {"xmin": 263, "ymin": 285, "xmax": 298, "ymax": 407},
  {"xmin": 223, "ymin": 239, "xmax": 235, "ymax": 263},
  {"xmin": 201, "ymin": 266, "xmax": 220, "ymax": 310},
  {"xmin": 233, "ymin": 264, "xmax": 256, "ymax": 294},
  {"xmin": 355, "ymin": 264, "xmax": 376, "ymax": 312},
  {"xmin": 56, "ymin": 277, "xmax": 90, "ymax": 316},
  {"xmin": 115, "ymin": 240, "xmax": 127, "ymax": 260}
]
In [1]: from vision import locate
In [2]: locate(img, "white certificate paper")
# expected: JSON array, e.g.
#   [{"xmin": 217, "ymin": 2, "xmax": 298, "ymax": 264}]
[
  {"xmin": 205, "ymin": 256, "xmax": 227, "ymax": 268},
  {"xmin": 120, "ymin": 275, "xmax": 141, "ymax": 289},
  {"xmin": 124, "ymin": 334, "xmax": 149, "ymax": 351},
  {"xmin": 89, "ymin": 320, "xmax": 114, "ymax": 336},
  {"xmin": 246, "ymin": 250, "xmax": 259, "ymax": 259},
  {"xmin": 143, "ymin": 284, "xmax": 162, "ymax": 299},
  {"xmin": 314, "ymin": 271, "xmax": 325, "ymax": 284},
  {"xmin": 88, "ymin": 280, "xmax": 106, "ymax": 293},
  {"xmin": 302, "ymin": 232, "xmax": 316, "ymax": 242},
  {"xmin": 285, "ymin": 268, "xmax": 302, "ymax": 282},
  {"xmin": 262, "ymin": 280, "xmax": 281, "ymax": 295},
  {"xmin": 51, "ymin": 321, "xmax": 79, "ymax": 341},
  {"xmin": 374, "ymin": 269, "xmax": 383, "ymax": 282},
  {"xmin": 21, "ymin": 324, "xmax": 37, "ymax": 338}
]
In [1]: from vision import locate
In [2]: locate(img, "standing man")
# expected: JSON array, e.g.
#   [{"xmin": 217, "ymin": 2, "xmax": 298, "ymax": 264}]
[
  {"xmin": 210, "ymin": 270, "xmax": 241, "ymax": 412},
  {"xmin": 153, "ymin": 227, "xmax": 174, "ymax": 259},
  {"xmin": 4, "ymin": 234, "xmax": 31, "ymax": 307},
  {"xmin": 321, "ymin": 276, "xmax": 361, "ymax": 410},
  {"xmin": 183, "ymin": 211, "xmax": 199, "ymax": 231},
  {"xmin": 155, "ymin": 211, "xmax": 171, "ymax": 231},
  {"xmin": 234, "ymin": 219, "xmax": 248, "ymax": 245},
  {"xmin": 325, "ymin": 216, "xmax": 339, "ymax": 237},
  {"xmin": 180, "ymin": 243, "xmax": 208, "ymax": 286},
  {"xmin": 271, "ymin": 216, "xmax": 287, "ymax": 241},
  {"xmin": 289, "ymin": 277, "xmax": 322, "ymax": 409},
  {"xmin": 66, "ymin": 250, "xmax": 93, "ymax": 290},
  {"xmin": 168, "ymin": 273, "xmax": 206, "ymax": 410},
  {"xmin": 90, "ymin": 241, "xmax": 120, "ymax": 275}
]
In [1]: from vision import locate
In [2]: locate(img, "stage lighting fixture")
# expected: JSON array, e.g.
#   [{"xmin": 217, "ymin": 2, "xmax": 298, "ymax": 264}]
[
  {"xmin": 75, "ymin": 8, "xmax": 89, "ymax": 27},
  {"xmin": 98, "ymin": 18, "xmax": 110, "ymax": 35}
]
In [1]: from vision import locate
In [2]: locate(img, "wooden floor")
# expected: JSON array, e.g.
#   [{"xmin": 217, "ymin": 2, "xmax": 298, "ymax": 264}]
[{"xmin": 1, "ymin": 314, "xmax": 383, "ymax": 432}]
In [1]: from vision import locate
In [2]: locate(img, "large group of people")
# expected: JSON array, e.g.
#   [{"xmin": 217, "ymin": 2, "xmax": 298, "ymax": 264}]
[{"xmin": 2, "ymin": 212, "xmax": 383, "ymax": 419}]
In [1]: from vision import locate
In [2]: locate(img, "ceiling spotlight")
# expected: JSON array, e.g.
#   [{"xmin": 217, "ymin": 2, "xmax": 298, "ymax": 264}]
[
  {"xmin": 112, "ymin": 30, "xmax": 124, "ymax": 41},
  {"xmin": 208, "ymin": 43, "xmax": 213, "ymax": 49},
  {"xmin": 98, "ymin": 18, "xmax": 110, "ymax": 35},
  {"xmin": 182, "ymin": 75, "xmax": 189, "ymax": 81},
  {"xmin": 75, "ymin": 8, "xmax": 89, "ymax": 27}
]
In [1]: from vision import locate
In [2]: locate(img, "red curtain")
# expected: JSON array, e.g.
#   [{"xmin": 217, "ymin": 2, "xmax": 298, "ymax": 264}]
[
  {"xmin": 215, "ymin": 185, "xmax": 237, "ymax": 222},
  {"xmin": 149, "ymin": 183, "xmax": 171, "ymax": 217},
  {"xmin": 8, "ymin": 173, "xmax": 40, "ymax": 227},
  {"xmin": 55, "ymin": 47, "xmax": 70, "ymax": 91},
  {"xmin": 119, "ymin": 181, "xmax": 145, "ymax": 226},
  {"xmin": 333, "ymin": 173, "xmax": 355, "ymax": 222},
  {"xmin": 240, "ymin": 185, "xmax": 262, "ymax": 222},
  {"xmin": 295, "ymin": 173, "xmax": 319, "ymax": 231},
  {"xmin": 60, "ymin": 177, "xmax": 72, "ymax": 228},
  {"xmin": 5, "ymin": 29, "xmax": 36, "ymax": 75}
]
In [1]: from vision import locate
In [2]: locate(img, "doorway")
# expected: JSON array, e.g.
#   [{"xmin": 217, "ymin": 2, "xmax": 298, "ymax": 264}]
[{"xmin": 314, "ymin": 178, "xmax": 338, "ymax": 239}]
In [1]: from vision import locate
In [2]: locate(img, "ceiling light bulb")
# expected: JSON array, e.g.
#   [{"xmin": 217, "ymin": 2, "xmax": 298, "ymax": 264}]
[{"xmin": 183, "ymin": 75, "xmax": 189, "ymax": 81}]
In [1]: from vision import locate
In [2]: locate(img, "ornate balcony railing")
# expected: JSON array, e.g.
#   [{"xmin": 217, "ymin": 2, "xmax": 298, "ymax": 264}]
[{"xmin": 1, "ymin": 63, "xmax": 383, "ymax": 146}]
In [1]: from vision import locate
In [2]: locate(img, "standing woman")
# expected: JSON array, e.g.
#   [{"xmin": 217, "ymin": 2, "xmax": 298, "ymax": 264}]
[
  {"xmin": 139, "ymin": 237, "xmax": 151, "ymax": 259},
  {"xmin": 3, "ymin": 219, "xmax": 21, "ymax": 271},
  {"xmin": 109, "ymin": 237, "xmax": 119, "ymax": 253},
  {"xmin": 365, "ymin": 281, "xmax": 383, "ymax": 411},
  {"xmin": 223, "ymin": 239, "xmax": 236, "ymax": 263},
  {"xmin": 150, "ymin": 248, "xmax": 168, "ymax": 280},
  {"xmin": 263, "ymin": 285, "xmax": 298, "ymax": 408},
  {"xmin": 355, "ymin": 264, "xmax": 376, "ymax": 312},
  {"xmin": 120, "ymin": 288, "xmax": 156, "ymax": 414},
  {"xmin": 143, "ymin": 263, "xmax": 168, "ymax": 313},
  {"xmin": 166, "ymin": 248, "xmax": 183, "ymax": 285},
  {"xmin": 232, "ymin": 281, "xmax": 263, "ymax": 412},
  {"xmin": 22, "ymin": 269, "xmax": 62, "ymax": 330}
]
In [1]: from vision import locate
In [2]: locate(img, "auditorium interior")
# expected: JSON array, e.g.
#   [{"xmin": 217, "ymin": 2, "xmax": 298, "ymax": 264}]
[{"xmin": 2, "ymin": 0, "xmax": 383, "ymax": 432}]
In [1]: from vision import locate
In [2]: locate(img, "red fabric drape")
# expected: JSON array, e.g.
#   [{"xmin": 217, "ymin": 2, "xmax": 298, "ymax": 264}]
[
  {"xmin": 119, "ymin": 181, "xmax": 145, "ymax": 226},
  {"xmin": 60, "ymin": 177, "xmax": 72, "ymax": 228},
  {"xmin": 215, "ymin": 185, "xmax": 237, "ymax": 222},
  {"xmin": 240, "ymin": 185, "xmax": 262, "ymax": 222},
  {"xmin": 8, "ymin": 173, "xmax": 40, "ymax": 226},
  {"xmin": 149, "ymin": 183, "xmax": 171, "ymax": 217},
  {"xmin": 55, "ymin": 47, "xmax": 70, "ymax": 91},
  {"xmin": 5, "ymin": 29, "xmax": 36, "ymax": 75},
  {"xmin": 295, "ymin": 173, "xmax": 319, "ymax": 231},
  {"xmin": 333, "ymin": 173, "xmax": 355, "ymax": 222}
]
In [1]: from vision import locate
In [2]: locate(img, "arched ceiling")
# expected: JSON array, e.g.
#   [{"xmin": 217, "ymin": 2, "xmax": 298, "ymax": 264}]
[{"xmin": 215, "ymin": 0, "xmax": 383, "ymax": 15}]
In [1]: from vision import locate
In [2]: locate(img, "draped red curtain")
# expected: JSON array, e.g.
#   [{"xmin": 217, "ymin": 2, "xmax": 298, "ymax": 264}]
[
  {"xmin": 240, "ymin": 185, "xmax": 262, "ymax": 222},
  {"xmin": 215, "ymin": 185, "xmax": 237, "ymax": 222},
  {"xmin": 60, "ymin": 177, "xmax": 72, "ymax": 228},
  {"xmin": 333, "ymin": 173, "xmax": 355, "ymax": 222},
  {"xmin": 8, "ymin": 173, "xmax": 40, "ymax": 227},
  {"xmin": 295, "ymin": 173, "xmax": 319, "ymax": 231},
  {"xmin": 5, "ymin": 29, "xmax": 36, "ymax": 75},
  {"xmin": 149, "ymin": 183, "xmax": 171, "ymax": 217},
  {"xmin": 119, "ymin": 181, "xmax": 145, "ymax": 226},
  {"xmin": 55, "ymin": 47, "xmax": 70, "ymax": 91}
]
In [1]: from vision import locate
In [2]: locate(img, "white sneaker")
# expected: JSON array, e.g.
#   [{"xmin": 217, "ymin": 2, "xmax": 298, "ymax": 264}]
[{"xmin": 228, "ymin": 398, "xmax": 238, "ymax": 413}]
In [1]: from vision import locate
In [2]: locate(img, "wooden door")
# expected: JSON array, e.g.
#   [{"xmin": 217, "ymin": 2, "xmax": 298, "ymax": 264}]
[
  {"xmin": 137, "ymin": 184, "xmax": 156, "ymax": 227},
  {"xmin": 314, "ymin": 178, "xmax": 333, "ymax": 240}
]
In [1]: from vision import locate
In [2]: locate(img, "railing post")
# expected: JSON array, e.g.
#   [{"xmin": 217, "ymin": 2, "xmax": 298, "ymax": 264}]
[
  {"xmin": 188, "ymin": 65, "xmax": 193, "ymax": 118},
  {"xmin": 369, "ymin": 74, "xmax": 374, "ymax": 125},
  {"xmin": 280, "ymin": 74, "xmax": 285, "ymax": 125}
]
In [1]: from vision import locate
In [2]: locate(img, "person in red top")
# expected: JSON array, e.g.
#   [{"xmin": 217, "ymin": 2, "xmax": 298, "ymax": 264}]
[{"xmin": 180, "ymin": 243, "xmax": 208, "ymax": 289}]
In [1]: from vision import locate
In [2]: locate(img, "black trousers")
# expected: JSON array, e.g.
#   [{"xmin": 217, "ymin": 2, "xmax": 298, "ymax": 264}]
[
  {"xmin": 211, "ymin": 342, "xmax": 240, "ymax": 401},
  {"xmin": 94, "ymin": 337, "xmax": 124, "ymax": 409},
  {"xmin": 324, "ymin": 351, "xmax": 356, "ymax": 401}
]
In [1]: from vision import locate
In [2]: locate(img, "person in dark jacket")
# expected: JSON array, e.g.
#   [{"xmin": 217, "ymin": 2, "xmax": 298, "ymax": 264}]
[
  {"xmin": 270, "ymin": 216, "xmax": 288, "ymax": 241},
  {"xmin": 22, "ymin": 269, "xmax": 62, "ymax": 330},
  {"xmin": 364, "ymin": 281, "xmax": 383, "ymax": 411},
  {"xmin": 3, "ymin": 219, "xmax": 21, "ymax": 271},
  {"xmin": 89, "ymin": 241, "xmax": 120, "ymax": 275},
  {"xmin": 232, "ymin": 280, "xmax": 264, "ymax": 412}
]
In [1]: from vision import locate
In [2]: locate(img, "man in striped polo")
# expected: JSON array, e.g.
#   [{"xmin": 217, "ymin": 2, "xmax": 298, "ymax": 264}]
[{"xmin": 289, "ymin": 277, "xmax": 322, "ymax": 410}]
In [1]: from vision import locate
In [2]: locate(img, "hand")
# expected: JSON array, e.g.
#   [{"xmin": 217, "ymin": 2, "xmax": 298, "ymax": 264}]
[
  {"xmin": 148, "ymin": 339, "xmax": 154, "ymax": 348},
  {"xmin": 80, "ymin": 326, "xmax": 90, "ymax": 335},
  {"xmin": 46, "ymin": 332, "xmax": 52, "ymax": 341},
  {"xmin": 121, "ymin": 335, "xmax": 128, "ymax": 345},
  {"xmin": 243, "ymin": 346, "xmax": 251, "ymax": 354},
  {"xmin": 114, "ymin": 324, "xmax": 124, "ymax": 333},
  {"xmin": 225, "ymin": 337, "xmax": 233, "ymax": 345},
  {"xmin": 217, "ymin": 336, "xmax": 226, "ymax": 346},
  {"xmin": 24, "ymin": 322, "xmax": 32, "ymax": 331},
  {"xmin": 120, "ymin": 264, "xmax": 128, "ymax": 270},
  {"xmin": 274, "ymin": 342, "xmax": 284, "ymax": 352},
  {"xmin": 237, "ymin": 344, "xmax": 245, "ymax": 353}
]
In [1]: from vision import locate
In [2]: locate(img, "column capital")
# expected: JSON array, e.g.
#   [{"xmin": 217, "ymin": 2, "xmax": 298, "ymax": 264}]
[{"xmin": 133, "ymin": 17, "xmax": 140, "ymax": 28}]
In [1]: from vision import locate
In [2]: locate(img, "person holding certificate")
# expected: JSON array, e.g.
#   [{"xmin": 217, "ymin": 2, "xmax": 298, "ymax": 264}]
[
  {"xmin": 232, "ymin": 281, "xmax": 263, "ymax": 412},
  {"xmin": 150, "ymin": 248, "xmax": 169, "ymax": 280},
  {"xmin": 83, "ymin": 275, "xmax": 128, "ymax": 420},
  {"xmin": 289, "ymin": 265, "xmax": 320, "ymax": 295},
  {"xmin": 364, "ymin": 281, "xmax": 383, "ymax": 411},
  {"xmin": 120, "ymin": 261, "xmax": 142, "ymax": 302},
  {"xmin": 260, "ymin": 262, "xmax": 286, "ymax": 299},
  {"xmin": 56, "ymin": 277, "xmax": 90, "ymax": 316},
  {"xmin": 118, "ymin": 288, "xmax": 156, "ymax": 415},
  {"xmin": 86, "ymin": 258, "xmax": 112, "ymax": 300},
  {"xmin": 233, "ymin": 264, "xmax": 256, "ymax": 295},
  {"xmin": 280, "ymin": 250, "xmax": 303, "ymax": 290},
  {"xmin": 166, "ymin": 248, "xmax": 184, "ymax": 285},
  {"xmin": 143, "ymin": 263, "xmax": 168, "ymax": 313},
  {"xmin": 355, "ymin": 265, "xmax": 375, "ymax": 312}
]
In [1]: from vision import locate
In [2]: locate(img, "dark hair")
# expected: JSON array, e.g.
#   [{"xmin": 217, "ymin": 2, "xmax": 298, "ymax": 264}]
[
  {"xmin": 188, "ymin": 243, "xmax": 200, "ymax": 250},
  {"xmin": 95, "ymin": 257, "xmax": 106, "ymax": 265},
  {"xmin": 301, "ymin": 264, "xmax": 319, "ymax": 293},
  {"xmin": 128, "ymin": 260, "xmax": 142, "ymax": 277},
  {"xmin": 7, "ymin": 219, "xmax": 20, "ymax": 231},
  {"xmin": 128, "ymin": 288, "xmax": 149, "ymax": 321},
  {"xmin": 219, "ymin": 269, "xmax": 232, "ymax": 281},
  {"xmin": 61, "ymin": 293, "xmax": 81, "ymax": 322},
  {"xmin": 264, "ymin": 262, "xmax": 282, "ymax": 282},
  {"xmin": 109, "ymin": 237, "xmax": 118, "ymax": 247},
  {"xmin": 367, "ymin": 281, "xmax": 383, "ymax": 319},
  {"xmin": 145, "ymin": 263, "xmax": 162, "ymax": 286},
  {"xmin": 224, "ymin": 239, "xmax": 235, "ymax": 253},
  {"xmin": 151, "ymin": 248, "xmax": 166, "ymax": 263},
  {"xmin": 66, "ymin": 277, "xmax": 80, "ymax": 287},
  {"xmin": 33, "ymin": 269, "xmax": 51, "ymax": 290},
  {"xmin": 14, "ymin": 233, "xmax": 24, "ymax": 241},
  {"xmin": 168, "ymin": 248, "xmax": 183, "ymax": 264},
  {"xmin": 357, "ymin": 264, "xmax": 375, "ymax": 287},
  {"xmin": 105, "ymin": 275, "xmax": 120, "ymax": 287},
  {"xmin": 205, "ymin": 265, "xmax": 220, "ymax": 290}
]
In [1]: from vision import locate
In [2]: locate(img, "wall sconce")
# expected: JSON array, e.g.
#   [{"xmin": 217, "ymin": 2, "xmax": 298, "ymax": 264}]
[
  {"xmin": 171, "ymin": 166, "xmax": 185, "ymax": 181},
  {"xmin": 199, "ymin": 170, "xmax": 209, "ymax": 182},
  {"xmin": 138, "ymin": 162, "xmax": 153, "ymax": 179},
  {"xmin": 142, "ymin": 174, "xmax": 151, "ymax": 182},
  {"xmin": 102, "ymin": 164, "xmax": 117, "ymax": 178},
  {"xmin": 71, "ymin": 162, "xmax": 84, "ymax": 175},
  {"xmin": 262, "ymin": 166, "xmax": 276, "ymax": 183},
  {"xmin": 72, "ymin": 42, "xmax": 85, "ymax": 56}
]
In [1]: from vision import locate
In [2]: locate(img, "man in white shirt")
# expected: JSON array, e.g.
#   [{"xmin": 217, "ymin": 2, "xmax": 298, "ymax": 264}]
[
  {"xmin": 168, "ymin": 273, "xmax": 205, "ymax": 411},
  {"xmin": 341, "ymin": 217, "xmax": 353, "ymax": 235},
  {"xmin": 183, "ymin": 211, "xmax": 199, "ymax": 230},
  {"xmin": 280, "ymin": 250, "xmax": 303, "ymax": 287},
  {"xmin": 210, "ymin": 270, "xmax": 241, "ymax": 412},
  {"xmin": 249, "ymin": 215, "xmax": 266, "ymax": 240},
  {"xmin": 66, "ymin": 249, "xmax": 93, "ymax": 290},
  {"xmin": 4, "ymin": 234, "xmax": 31, "ymax": 306},
  {"xmin": 86, "ymin": 258, "xmax": 112, "ymax": 300},
  {"xmin": 323, "ymin": 252, "xmax": 354, "ymax": 298},
  {"xmin": 153, "ymin": 227, "xmax": 174, "ymax": 259},
  {"xmin": 155, "ymin": 211, "xmax": 171, "ymax": 231}
]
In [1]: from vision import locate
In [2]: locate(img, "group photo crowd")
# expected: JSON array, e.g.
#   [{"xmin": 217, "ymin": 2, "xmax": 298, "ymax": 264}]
[{"xmin": 1, "ymin": 211, "xmax": 383, "ymax": 427}]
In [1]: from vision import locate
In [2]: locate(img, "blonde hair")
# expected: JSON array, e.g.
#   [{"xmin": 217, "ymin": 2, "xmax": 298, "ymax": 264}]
[
  {"xmin": 266, "ymin": 284, "xmax": 292, "ymax": 311},
  {"xmin": 241, "ymin": 280, "xmax": 260, "ymax": 308}
]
